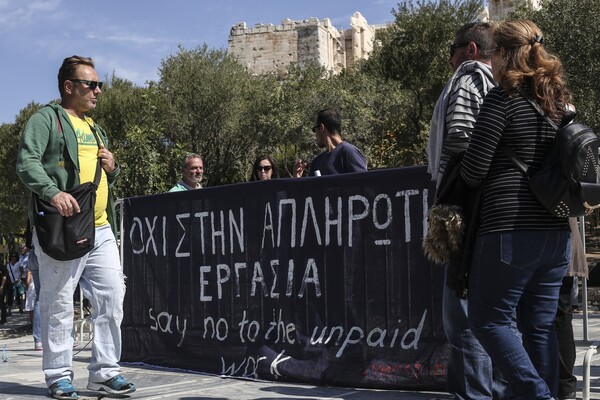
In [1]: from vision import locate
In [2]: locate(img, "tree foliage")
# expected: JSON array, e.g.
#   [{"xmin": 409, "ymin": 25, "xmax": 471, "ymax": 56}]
[
  {"xmin": 92, "ymin": 76, "xmax": 170, "ymax": 197},
  {"xmin": 0, "ymin": 103, "xmax": 42, "ymax": 234},
  {"xmin": 155, "ymin": 45, "xmax": 266, "ymax": 186},
  {"xmin": 516, "ymin": 0, "xmax": 600, "ymax": 133},
  {"xmin": 3, "ymin": 0, "xmax": 600, "ymax": 236},
  {"xmin": 362, "ymin": 0, "xmax": 485, "ymax": 165},
  {"xmin": 250, "ymin": 64, "xmax": 331, "ymax": 178}
]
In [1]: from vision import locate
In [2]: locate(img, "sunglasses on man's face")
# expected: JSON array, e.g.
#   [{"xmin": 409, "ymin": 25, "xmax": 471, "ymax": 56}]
[
  {"xmin": 70, "ymin": 79, "xmax": 103, "ymax": 90},
  {"xmin": 256, "ymin": 166, "xmax": 272, "ymax": 172},
  {"xmin": 449, "ymin": 41, "xmax": 471, "ymax": 57}
]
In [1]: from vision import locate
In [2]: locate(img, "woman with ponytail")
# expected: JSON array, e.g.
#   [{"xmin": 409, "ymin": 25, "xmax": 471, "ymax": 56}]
[{"xmin": 460, "ymin": 19, "xmax": 573, "ymax": 399}]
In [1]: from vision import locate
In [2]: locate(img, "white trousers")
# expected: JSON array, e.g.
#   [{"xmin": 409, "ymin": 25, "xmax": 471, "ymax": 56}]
[{"xmin": 33, "ymin": 224, "xmax": 125, "ymax": 386}]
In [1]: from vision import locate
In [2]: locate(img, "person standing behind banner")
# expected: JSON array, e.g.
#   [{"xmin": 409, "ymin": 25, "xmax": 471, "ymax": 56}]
[
  {"xmin": 250, "ymin": 155, "xmax": 279, "ymax": 181},
  {"xmin": 460, "ymin": 20, "xmax": 573, "ymax": 399},
  {"xmin": 293, "ymin": 108, "xmax": 367, "ymax": 177},
  {"xmin": 426, "ymin": 21, "xmax": 505, "ymax": 400},
  {"xmin": 16, "ymin": 55, "xmax": 135, "ymax": 399},
  {"xmin": 169, "ymin": 153, "xmax": 204, "ymax": 191}
]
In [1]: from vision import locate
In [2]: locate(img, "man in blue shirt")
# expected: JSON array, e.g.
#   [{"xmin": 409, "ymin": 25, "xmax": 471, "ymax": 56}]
[{"xmin": 294, "ymin": 108, "xmax": 367, "ymax": 177}]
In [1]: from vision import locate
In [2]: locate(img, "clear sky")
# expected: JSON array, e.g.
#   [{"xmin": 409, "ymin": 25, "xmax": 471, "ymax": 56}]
[{"xmin": 0, "ymin": 0, "xmax": 397, "ymax": 125}]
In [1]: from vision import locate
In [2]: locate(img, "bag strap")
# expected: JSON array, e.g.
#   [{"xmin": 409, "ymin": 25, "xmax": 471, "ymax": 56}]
[
  {"xmin": 519, "ymin": 90, "xmax": 559, "ymax": 130},
  {"xmin": 85, "ymin": 121, "xmax": 104, "ymax": 188},
  {"xmin": 7, "ymin": 263, "xmax": 17, "ymax": 282},
  {"xmin": 502, "ymin": 90, "xmax": 560, "ymax": 177},
  {"xmin": 54, "ymin": 108, "xmax": 102, "ymax": 188},
  {"xmin": 502, "ymin": 145, "xmax": 531, "ymax": 177}
]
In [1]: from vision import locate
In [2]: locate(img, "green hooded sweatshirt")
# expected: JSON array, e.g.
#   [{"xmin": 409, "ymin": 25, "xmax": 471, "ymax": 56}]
[{"xmin": 16, "ymin": 103, "xmax": 120, "ymax": 235}]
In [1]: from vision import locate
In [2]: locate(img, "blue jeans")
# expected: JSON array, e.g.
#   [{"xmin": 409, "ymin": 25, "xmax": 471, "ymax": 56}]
[
  {"xmin": 33, "ymin": 224, "xmax": 126, "ymax": 387},
  {"xmin": 443, "ymin": 268, "xmax": 508, "ymax": 399},
  {"xmin": 468, "ymin": 230, "xmax": 570, "ymax": 400}
]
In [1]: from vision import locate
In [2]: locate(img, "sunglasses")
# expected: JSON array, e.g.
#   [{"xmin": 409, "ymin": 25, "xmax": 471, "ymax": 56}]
[
  {"xmin": 449, "ymin": 41, "xmax": 471, "ymax": 56},
  {"xmin": 70, "ymin": 79, "xmax": 103, "ymax": 90},
  {"xmin": 256, "ymin": 166, "xmax": 272, "ymax": 172}
]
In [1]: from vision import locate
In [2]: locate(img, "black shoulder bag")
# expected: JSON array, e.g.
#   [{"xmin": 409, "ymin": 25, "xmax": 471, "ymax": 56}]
[{"xmin": 34, "ymin": 110, "xmax": 102, "ymax": 261}]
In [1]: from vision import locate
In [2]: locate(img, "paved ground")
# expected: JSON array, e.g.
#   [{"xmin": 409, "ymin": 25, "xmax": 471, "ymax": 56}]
[{"xmin": 1, "ymin": 306, "xmax": 599, "ymax": 399}]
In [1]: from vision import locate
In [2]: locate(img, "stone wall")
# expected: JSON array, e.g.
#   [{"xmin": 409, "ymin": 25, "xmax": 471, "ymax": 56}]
[
  {"xmin": 227, "ymin": 4, "xmax": 551, "ymax": 75},
  {"xmin": 228, "ymin": 12, "xmax": 378, "ymax": 76},
  {"xmin": 488, "ymin": 0, "xmax": 541, "ymax": 20}
]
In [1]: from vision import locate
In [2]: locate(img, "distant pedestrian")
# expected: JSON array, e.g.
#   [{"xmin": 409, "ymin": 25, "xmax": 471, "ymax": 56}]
[
  {"xmin": 0, "ymin": 262, "xmax": 7, "ymax": 324},
  {"xmin": 27, "ymin": 247, "xmax": 42, "ymax": 350},
  {"xmin": 6, "ymin": 252, "xmax": 24, "ymax": 314},
  {"xmin": 555, "ymin": 218, "xmax": 588, "ymax": 400}
]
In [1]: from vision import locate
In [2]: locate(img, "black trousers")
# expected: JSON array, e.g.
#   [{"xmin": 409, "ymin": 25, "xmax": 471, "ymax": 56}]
[
  {"xmin": 555, "ymin": 276, "xmax": 577, "ymax": 396},
  {"xmin": 0, "ymin": 285, "xmax": 7, "ymax": 322},
  {"xmin": 5, "ymin": 279, "xmax": 14, "ymax": 309}
]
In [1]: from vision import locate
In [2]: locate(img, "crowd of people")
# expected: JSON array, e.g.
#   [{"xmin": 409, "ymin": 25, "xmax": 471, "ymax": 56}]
[
  {"xmin": 168, "ymin": 107, "xmax": 368, "ymax": 193},
  {"xmin": 3, "ymin": 16, "xmax": 590, "ymax": 400}
]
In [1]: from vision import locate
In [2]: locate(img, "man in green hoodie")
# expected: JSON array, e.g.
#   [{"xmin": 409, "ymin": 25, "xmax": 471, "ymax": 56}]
[{"xmin": 16, "ymin": 56, "xmax": 135, "ymax": 400}]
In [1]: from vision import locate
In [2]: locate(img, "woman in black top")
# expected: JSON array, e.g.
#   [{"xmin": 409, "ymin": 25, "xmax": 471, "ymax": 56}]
[{"xmin": 460, "ymin": 19, "xmax": 572, "ymax": 399}]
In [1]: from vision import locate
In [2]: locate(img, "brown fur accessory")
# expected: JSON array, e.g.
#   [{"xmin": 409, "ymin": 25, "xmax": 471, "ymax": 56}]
[{"xmin": 422, "ymin": 204, "xmax": 466, "ymax": 265}]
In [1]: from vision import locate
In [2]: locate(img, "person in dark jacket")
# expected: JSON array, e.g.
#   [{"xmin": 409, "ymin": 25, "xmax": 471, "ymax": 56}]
[{"xmin": 426, "ymin": 22, "xmax": 505, "ymax": 399}]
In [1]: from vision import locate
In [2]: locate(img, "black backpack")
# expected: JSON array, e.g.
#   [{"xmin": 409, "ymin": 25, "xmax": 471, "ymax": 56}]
[{"xmin": 504, "ymin": 94, "xmax": 600, "ymax": 217}]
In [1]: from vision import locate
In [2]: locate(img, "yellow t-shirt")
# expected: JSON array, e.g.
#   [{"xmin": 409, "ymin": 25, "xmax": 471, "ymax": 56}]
[{"xmin": 67, "ymin": 115, "xmax": 109, "ymax": 227}]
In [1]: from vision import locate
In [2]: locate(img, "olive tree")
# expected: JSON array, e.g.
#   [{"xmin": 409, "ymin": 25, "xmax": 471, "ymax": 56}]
[
  {"xmin": 0, "ymin": 103, "xmax": 42, "ymax": 234},
  {"xmin": 155, "ymin": 45, "xmax": 267, "ymax": 186},
  {"xmin": 362, "ymin": 0, "xmax": 486, "ymax": 166},
  {"xmin": 520, "ymin": 0, "xmax": 600, "ymax": 132}
]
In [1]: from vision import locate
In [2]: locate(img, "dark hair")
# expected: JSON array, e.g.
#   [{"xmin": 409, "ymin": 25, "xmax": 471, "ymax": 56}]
[
  {"xmin": 251, "ymin": 155, "xmax": 279, "ymax": 181},
  {"xmin": 180, "ymin": 153, "xmax": 203, "ymax": 169},
  {"xmin": 9, "ymin": 252, "xmax": 18, "ymax": 260},
  {"xmin": 58, "ymin": 55, "xmax": 95, "ymax": 97},
  {"xmin": 316, "ymin": 108, "xmax": 342, "ymax": 135},
  {"xmin": 492, "ymin": 19, "xmax": 571, "ymax": 119},
  {"xmin": 455, "ymin": 22, "xmax": 495, "ymax": 59}
]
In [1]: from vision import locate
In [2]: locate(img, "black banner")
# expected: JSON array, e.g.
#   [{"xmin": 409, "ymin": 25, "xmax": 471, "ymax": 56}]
[{"xmin": 121, "ymin": 166, "xmax": 449, "ymax": 390}]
